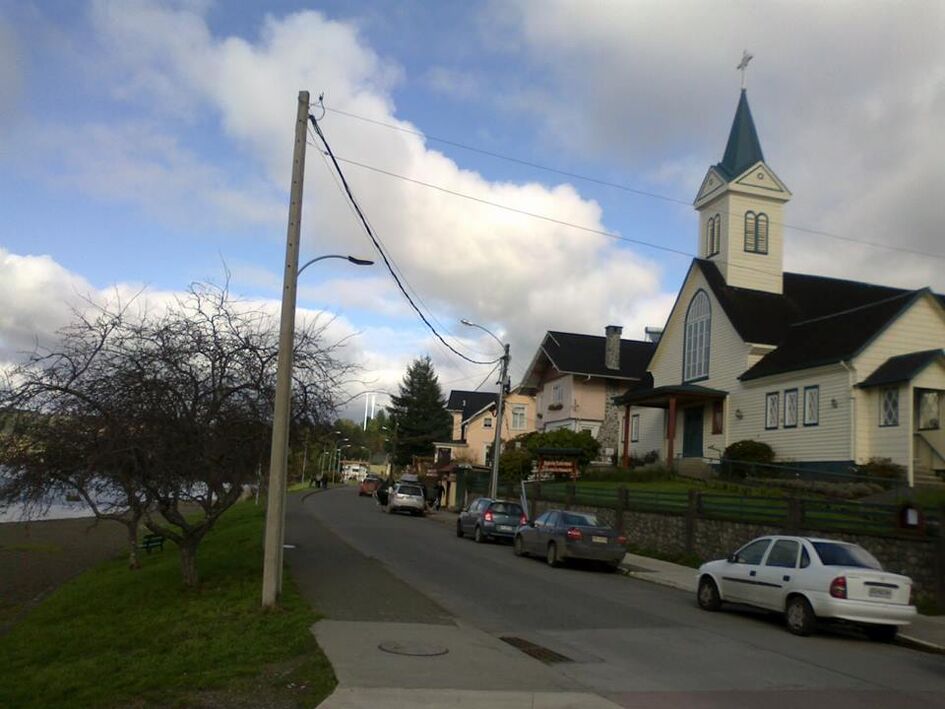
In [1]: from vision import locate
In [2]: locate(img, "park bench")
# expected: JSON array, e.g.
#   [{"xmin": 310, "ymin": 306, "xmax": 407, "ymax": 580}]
[{"xmin": 140, "ymin": 533, "xmax": 165, "ymax": 554}]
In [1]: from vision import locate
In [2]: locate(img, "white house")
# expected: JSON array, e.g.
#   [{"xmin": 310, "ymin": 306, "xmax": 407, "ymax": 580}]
[{"xmin": 616, "ymin": 90, "xmax": 945, "ymax": 487}]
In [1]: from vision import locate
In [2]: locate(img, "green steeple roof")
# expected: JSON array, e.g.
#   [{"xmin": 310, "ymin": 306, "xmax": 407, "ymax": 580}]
[{"xmin": 716, "ymin": 89, "xmax": 764, "ymax": 179}]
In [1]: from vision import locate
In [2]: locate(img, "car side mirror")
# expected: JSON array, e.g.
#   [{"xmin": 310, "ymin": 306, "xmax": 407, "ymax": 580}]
[
  {"xmin": 528, "ymin": 521, "xmax": 536, "ymax": 527},
  {"xmin": 727, "ymin": 554, "xmax": 737, "ymax": 564}
]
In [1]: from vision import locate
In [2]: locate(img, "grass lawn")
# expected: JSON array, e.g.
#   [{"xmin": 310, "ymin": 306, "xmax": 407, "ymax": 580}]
[{"xmin": 0, "ymin": 501, "xmax": 336, "ymax": 708}]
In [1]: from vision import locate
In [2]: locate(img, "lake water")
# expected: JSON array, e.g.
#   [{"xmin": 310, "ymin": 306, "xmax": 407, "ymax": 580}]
[{"xmin": 0, "ymin": 498, "xmax": 97, "ymax": 524}]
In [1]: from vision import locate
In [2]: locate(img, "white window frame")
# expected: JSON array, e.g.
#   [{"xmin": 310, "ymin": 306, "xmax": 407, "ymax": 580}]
[
  {"xmin": 683, "ymin": 291, "xmax": 711, "ymax": 382},
  {"xmin": 919, "ymin": 391, "xmax": 940, "ymax": 431},
  {"xmin": 630, "ymin": 414, "xmax": 640, "ymax": 442},
  {"xmin": 511, "ymin": 405, "xmax": 527, "ymax": 430},
  {"xmin": 552, "ymin": 383, "xmax": 563, "ymax": 404},
  {"xmin": 765, "ymin": 392, "xmax": 779, "ymax": 430},
  {"xmin": 880, "ymin": 387, "xmax": 899, "ymax": 427},
  {"xmin": 783, "ymin": 389, "xmax": 798, "ymax": 428},
  {"xmin": 803, "ymin": 386, "xmax": 819, "ymax": 427},
  {"xmin": 483, "ymin": 416, "xmax": 493, "ymax": 429}
]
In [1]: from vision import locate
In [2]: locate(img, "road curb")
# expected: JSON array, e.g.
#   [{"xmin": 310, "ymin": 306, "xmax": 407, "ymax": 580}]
[
  {"xmin": 898, "ymin": 633, "xmax": 945, "ymax": 655},
  {"xmin": 617, "ymin": 564, "xmax": 693, "ymax": 593}
]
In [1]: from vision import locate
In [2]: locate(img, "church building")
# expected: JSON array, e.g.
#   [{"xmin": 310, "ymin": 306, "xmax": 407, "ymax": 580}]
[{"xmin": 615, "ymin": 90, "xmax": 945, "ymax": 487}]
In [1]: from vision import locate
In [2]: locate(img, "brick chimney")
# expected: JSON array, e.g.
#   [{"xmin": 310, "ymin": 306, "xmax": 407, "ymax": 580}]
[{"xmin": 605, "ymin": 325, "xmax": 622, "ymax": 370}]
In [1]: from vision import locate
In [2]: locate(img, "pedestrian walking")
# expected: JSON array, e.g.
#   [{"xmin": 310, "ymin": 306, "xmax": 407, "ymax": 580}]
[{"xmin": 434, "ymin": 481, "xmax": 445, "ymax": 511}]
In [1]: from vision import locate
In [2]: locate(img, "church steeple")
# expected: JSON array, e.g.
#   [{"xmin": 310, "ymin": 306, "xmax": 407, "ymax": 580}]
[
  {"xmin": 718, "ymin": 90, "xmax": 765, "ymax": 178},
  {"xmin": 693, "ymin": 89, "xmax": 791, "ymax": 295}
]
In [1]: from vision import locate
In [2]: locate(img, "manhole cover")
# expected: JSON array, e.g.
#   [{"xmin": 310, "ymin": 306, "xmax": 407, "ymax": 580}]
[{"xmin": 378, "ymin": 641, "xmax": 449, "ymax": 657}]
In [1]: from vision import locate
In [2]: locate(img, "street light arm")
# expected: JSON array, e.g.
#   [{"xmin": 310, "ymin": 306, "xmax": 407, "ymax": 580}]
[
  {"xmin": 298, "ymin": 254, "xmax": 374, "ymax": 277},
  {"xmin": 460, "ymin": 319, "xmax": 504, "ymax": 348}
]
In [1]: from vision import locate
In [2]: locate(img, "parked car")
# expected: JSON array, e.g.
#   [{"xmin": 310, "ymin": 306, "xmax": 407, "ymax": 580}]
[
  {"xmin": 456, "ymin": 498, "xmax": 525, "ymax": 543},
  {"xmin": 513, "ymin": 509, "xmax": 627, "ymax": 570},
  {"xmin": 386, "ymin": 483, "xmax": 426, "ymax": 516},
  {"xmin": 358, "ymin": 475, "xmax": 384, "ymax": 497},
  {"xmin": 696, "ymin": 535, "xmax": 916, "ymax": 640}
]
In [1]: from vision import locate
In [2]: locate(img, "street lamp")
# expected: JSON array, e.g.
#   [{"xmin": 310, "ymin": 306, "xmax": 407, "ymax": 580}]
[
  {"xmin": 460, "ymin": 319, "xmax": 510, "ymax": 499},
  {"xmin": 262, "ymin": 248, "xmax": 373, "ymax": 607}
]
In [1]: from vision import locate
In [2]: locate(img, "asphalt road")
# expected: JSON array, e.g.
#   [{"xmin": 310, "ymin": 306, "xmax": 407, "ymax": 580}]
[{"xmin": 288, "ymin": 487, "xmax": 945, "ymax": 708}]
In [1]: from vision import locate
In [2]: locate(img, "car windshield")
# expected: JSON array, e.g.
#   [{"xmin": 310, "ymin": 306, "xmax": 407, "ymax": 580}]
[
  {"xmin": 489, "ymin": 503, "xmax": 522, "ymax": 516},
  {"xmin": 397, "ymin": 485, "xmax": 422, "ymax": 497},
  {"xmin": 811, "ymin": 542, "xmax": 882, "ymax": 570},
  {"xmin": 562, "ymin": 512, "xmax": 600, "ymax": 526}
]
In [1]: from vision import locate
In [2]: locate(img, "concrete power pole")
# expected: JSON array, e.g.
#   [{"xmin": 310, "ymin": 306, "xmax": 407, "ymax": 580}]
[
  {"xmin": 489, "ymin": 343, "xmax": 511, "ymax": 499},
  {"xmin": 262, "ymin": 90, "xmax": 309, "ymax": 607}
]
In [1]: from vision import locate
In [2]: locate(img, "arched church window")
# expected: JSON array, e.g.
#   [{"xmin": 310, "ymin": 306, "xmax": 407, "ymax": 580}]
[
  {"xmin": 744, "ymin": 211, "xmax": 757, "ymax": 252},
  {"xmin": 705, "ymin": 217, "xmax": 714, "ymax": 256},
  {"xmin": 756, "ymin": 213, "xmax": 769, "ymax": 254},
  {"xmin": 683, "ymin": 290, "xmax": 711, "ymax": 382}
]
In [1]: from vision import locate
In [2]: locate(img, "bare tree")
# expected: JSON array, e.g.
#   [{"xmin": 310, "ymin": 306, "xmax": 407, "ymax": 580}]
[{"xmin": 0, "ymin": 281, "xmax": 352, "ymax": 585}]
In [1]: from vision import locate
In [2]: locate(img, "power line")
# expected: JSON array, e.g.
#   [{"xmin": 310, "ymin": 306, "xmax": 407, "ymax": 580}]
[
  {"xmin": 324, "ymin": 104, "xmax": 945, "ymax": 263},
  {"xmin": 473, "ymin": 362, "xmax": 500, "ymax": 392},
  {"xmin": 308, "ymin": 114, "xmax": 500, "ymax": 367}
]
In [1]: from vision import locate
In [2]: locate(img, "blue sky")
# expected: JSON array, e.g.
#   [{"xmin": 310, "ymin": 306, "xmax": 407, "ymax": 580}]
[{"xmin": 2, "ymin": 1, "xmax": 944, "ymax": 420}]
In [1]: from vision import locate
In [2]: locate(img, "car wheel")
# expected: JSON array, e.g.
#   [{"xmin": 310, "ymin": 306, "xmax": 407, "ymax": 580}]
[
  {"xmin": 546, "ymin": 542, "xmax": 560, "ymax": 567},
  {"xmin": 474, "ymin": 525, "xmax": 486, "ymax": 543},
  {"xmin": 785, "ymin": 595, "xmax": 816, "ymax": 636},
  {"xmin": 864, "ymin": 624, "xmax": 898, "ymax": 643},
  {"xmin": 513, "ymin": 535, "xmax": 525, "ymax": 557},
  {"xmin": 697, "ymin": 576, "xmax": 722, "ymax": 611},
  {"xmin": 456, "ymin": 521, "xmax": 464, "ymax": 538}
]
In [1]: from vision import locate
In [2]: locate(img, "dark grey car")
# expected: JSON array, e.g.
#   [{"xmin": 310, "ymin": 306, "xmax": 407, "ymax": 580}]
[
  {"xmin": 456, "ymin": 498, "xmax": 525, "ymax": 543},
  {"xmin": 514, "ymin": 509, "xmax": 626, "ymax": 570}
]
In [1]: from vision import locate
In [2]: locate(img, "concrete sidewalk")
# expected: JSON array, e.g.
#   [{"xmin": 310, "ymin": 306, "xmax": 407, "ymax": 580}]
[{"xmin": 428, "ymin": 509, "xmax": 945, "ymax": 653}]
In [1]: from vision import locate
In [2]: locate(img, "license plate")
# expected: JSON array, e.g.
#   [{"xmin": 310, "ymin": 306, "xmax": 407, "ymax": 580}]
[
  {"xmin": 497, "ymin": 525, "xmax": 513, "ymax": 532},
  {"xmin": 592, "ymin": 536, "xmax": 607, "ymax": 544},
  {"xmin": 868, "ymin": 587, "xmax": 893, "ymax": 599}
]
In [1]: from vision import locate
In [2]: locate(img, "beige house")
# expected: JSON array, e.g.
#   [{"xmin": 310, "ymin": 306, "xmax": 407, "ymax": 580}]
[
  {"xmin": 434, "ymin": 389, "xmax": 537, "ymax": 467},
  {"xmin": 519, "ymin": 327, "xmax": 658, "ymax": 461},
  {"xmin": 616, "ymin": 89, "xmax": 945, "ymax": 487}
]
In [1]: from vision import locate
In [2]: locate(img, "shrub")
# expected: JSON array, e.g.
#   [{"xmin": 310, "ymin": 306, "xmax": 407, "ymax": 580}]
[
  {"xmin": 580, "ymin": 465, "xmax": 674, "ymax": 483},
  {"xmin": 498, "ymin": 446, "xmax": 533, "ymax": 482},
  {"xmin": 751, "ymin": 477, "xmax": 884, "ymax": 499},
  {"xmin": 857, "ymin": 457, "xmax": 906, "ymax": 483},
  {"xmin": 721, "ymin": 440, "xmax": 775, "ymax": 479}
]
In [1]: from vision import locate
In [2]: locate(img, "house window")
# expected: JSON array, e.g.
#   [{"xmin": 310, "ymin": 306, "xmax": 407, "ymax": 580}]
[
  {"xmin": 552, "ymin": 383, "xmax": 563, "ymax": 404},
  {"xmin": 713, "ymin": 213, "xmax": 721, "ymax": 255},
  {"xmin": 744, "ymin": 211, "xmax": 769, "ymax": 254},
  {"xmin": 711, "ymin": 400, "xmax": 723, "ymax": 434},
  {"xmin": 683, "ymin": 290, "xmax": 711, "ymax": 382},
  {"xmin": 880, "ymin": 388, "xmax": 899, "ymax": 427},
  {"xmin": 511, "ymin": 405, "xmax": 527, "ymax": 430},
  {"xmin": 803, "ymin": 386, "xmax": 819, "ymax": 426},
  {"xmin": 483, "ymin": 417, "xmax": 493, "ymax": 429},
  {"xmin": 919, "ymin": 391, "xmax": 940, "ymax": 430},
  {"xmin": 630, "ymin": 414, "xmax": 640, "ymax": 442},
  {"xmin": 784, "ymin": 389, "xmax": 798, "ymax": 428},
  {"xmin": 765, "ymin": 392, "xmax": 779, "ymax": 430}
]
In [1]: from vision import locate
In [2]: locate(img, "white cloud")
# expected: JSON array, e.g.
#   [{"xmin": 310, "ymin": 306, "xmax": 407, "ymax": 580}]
[{"xmin": 69, "ymin": 1, "xmax": 671, "ymax": 386}]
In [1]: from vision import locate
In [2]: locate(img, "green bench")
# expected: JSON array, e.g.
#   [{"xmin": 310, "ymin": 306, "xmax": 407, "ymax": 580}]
[{"xmin": 140, "ymin": 534, "xmax": 165, "ymax": 554}]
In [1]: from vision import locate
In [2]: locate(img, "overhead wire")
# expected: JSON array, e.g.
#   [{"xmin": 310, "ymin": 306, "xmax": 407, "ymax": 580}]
[
  {"xmin": 323, "ymin": 104, "xmax": 945, "ymax": 263},
  {"xmin": 308, "ymin": 114, "xmax": 500, "ymax": 367}
]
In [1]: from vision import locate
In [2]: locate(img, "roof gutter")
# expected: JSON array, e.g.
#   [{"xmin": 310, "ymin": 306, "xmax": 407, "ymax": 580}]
[{"xmin": 840, "ymin": 359, "xmax": 857, "ymax": 465}]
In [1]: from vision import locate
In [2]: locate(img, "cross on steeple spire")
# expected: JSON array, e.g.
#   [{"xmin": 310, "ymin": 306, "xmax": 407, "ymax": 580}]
[{"xmin": 737, "ymin": 50, "xmax": 753, "ymax": 89}]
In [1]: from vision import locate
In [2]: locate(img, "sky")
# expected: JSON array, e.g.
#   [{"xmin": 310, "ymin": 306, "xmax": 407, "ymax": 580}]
[{"xmin": 2, "ymin": 0, "xmax": 944, "ymax": 422}]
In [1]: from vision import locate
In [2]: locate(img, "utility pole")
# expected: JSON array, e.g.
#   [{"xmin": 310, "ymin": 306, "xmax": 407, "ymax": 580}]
[
  {"xmin": 262, "ymin": 90, "xmax": 309, "ymax": 607},
  {"xmin": 489, "ymin": 343, "xmax": 511, "ymax": 499}
]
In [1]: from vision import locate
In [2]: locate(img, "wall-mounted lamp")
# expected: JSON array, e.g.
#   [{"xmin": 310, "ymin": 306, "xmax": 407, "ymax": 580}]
[{"xmin": 735, "ymin": 409, "xmax": 744, "ymax": 420}]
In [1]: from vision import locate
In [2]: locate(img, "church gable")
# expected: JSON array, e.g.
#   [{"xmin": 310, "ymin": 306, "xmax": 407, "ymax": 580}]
[
  {"xmin": 733, "ymin": 162, "xmax": 791, "ymax": 196},
  {"xmin": 694, "ymin": 167, "xmax": 728, "ymax": 207}
]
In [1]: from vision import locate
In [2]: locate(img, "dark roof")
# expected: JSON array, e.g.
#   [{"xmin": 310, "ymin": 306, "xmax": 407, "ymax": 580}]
[
  {"xmin": 716, "ymin": 90, "xmax": 765, "ymax": 179},
  {"xmin": 857, "ymin": 349, "xmax": 945, "ymax": 389},
  {"xmin": 740, "ymin": 291, "xmax": 921, "ymax": 381},
  {"xmin": 445, "ymin": 390, "xmax": 497, "ymax": 421},
  {"xmin": 614, "ymin": 384, "xmax": 728, "ymax": 407},
  {"xmin": 543, "ymin": 331, "xmax": 656, "ymax": 380},
  {"xmin": 687, "ymin": 259, "xmax": 944, "ymax": 381}
]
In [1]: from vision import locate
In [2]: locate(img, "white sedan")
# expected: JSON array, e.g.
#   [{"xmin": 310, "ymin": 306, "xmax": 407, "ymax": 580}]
[{"xmin": 696, "ymin": 535, "xmax": 916, "ymax": 641}]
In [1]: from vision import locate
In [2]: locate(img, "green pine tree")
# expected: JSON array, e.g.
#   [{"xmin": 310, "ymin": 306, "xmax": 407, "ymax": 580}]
[{"xmin": 387, "ymin": 356, "xmax": 451, "ymax": 466}]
